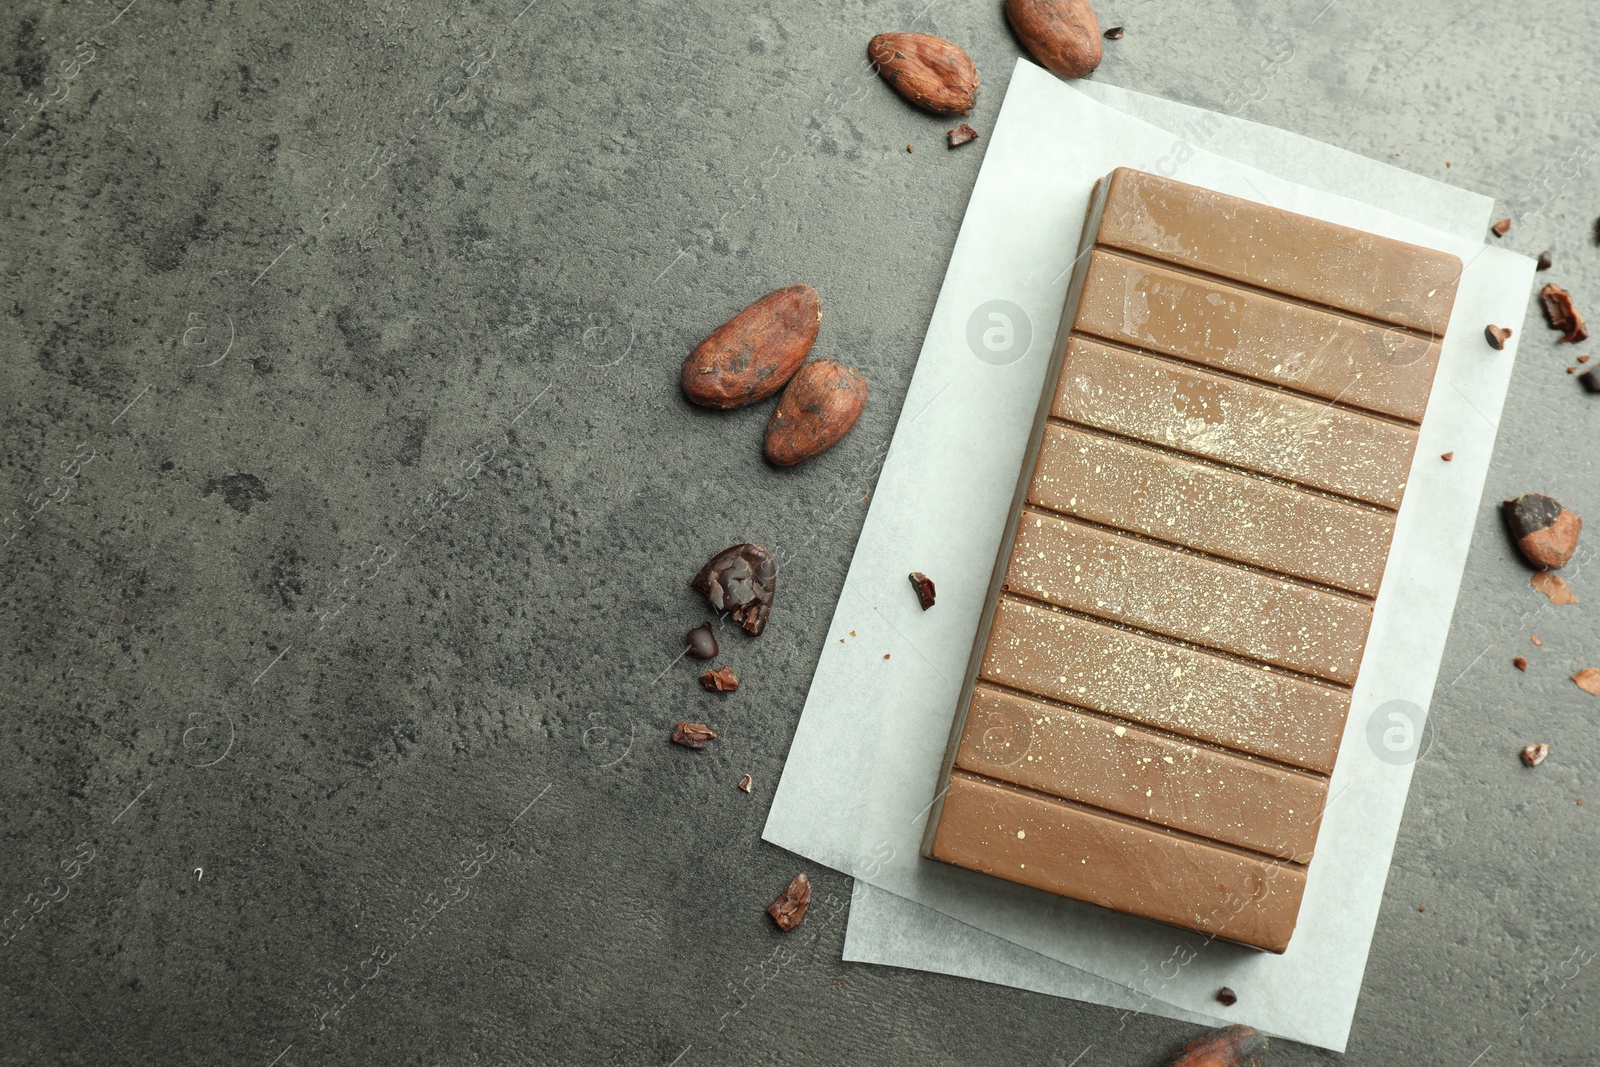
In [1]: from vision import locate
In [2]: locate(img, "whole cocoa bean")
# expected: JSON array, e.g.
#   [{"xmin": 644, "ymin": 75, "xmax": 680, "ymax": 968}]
[
  {"xmin": 868, "ymin": 33, "xmax": 979, "ymax": 116},
  {"xmin": 1006, "ymin": 0, "xmax": 1104, "ymax": 80},
  {"xmin": 764, "ymin": 359, "xmax": 868, "ymax": 467},
  {"xmin": 681, "ymin": 285, "xmax": 821, "ymax": 409}
]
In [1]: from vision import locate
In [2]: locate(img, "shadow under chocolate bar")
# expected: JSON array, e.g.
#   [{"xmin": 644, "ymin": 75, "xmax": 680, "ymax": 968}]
[{"xmin": 921, "ymin": 167, "xmax": 1462, "ymax": 954}]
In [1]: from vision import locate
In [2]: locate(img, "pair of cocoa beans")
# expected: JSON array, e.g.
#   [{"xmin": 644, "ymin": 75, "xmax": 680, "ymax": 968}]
[{"xmin": 679, "ymin": 285, "xmax": 867, "ymax": 467}]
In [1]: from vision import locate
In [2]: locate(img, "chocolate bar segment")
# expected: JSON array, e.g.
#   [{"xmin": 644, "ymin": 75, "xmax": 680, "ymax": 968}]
[
  {"xmin": 931, "ymin": 773, "xmax": 1306, "ymax": 954},
  {"xmin": 925, "ymin": 168, "xmax": 1462, "ymax": 952}
]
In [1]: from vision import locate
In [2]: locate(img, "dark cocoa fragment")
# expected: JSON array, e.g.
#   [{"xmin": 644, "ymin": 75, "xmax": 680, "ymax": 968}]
[
  {"xmin": 947, "ymin": 122, "xmax": 980, "ymax": 148},
  {"xmin": 909, "ymin": 571, "xmax": 937, "ymax": 610},
  {"xmin": 1540, "ymin": 283, "xmax": 1588, "ymax": 343},
  {"xmin": 692, "ymin": 544, "xmax": 777, "ymax": 635},
  {"xmin": 1484, "ymin": 324, "xmax": 1512, "ymax": 349},
  {"xmin": 1503, "ymin": 493, "xmax": 1582, "ymax": 569},
  {"xmin": 1440, "ymin": 452, "xmax": 1454, "ymax": 462},
  {"xmin": 1491, "ymin": 217, "xmax": 1511, "ymax": 236},
  {"xmin": 1103, "ymin": 25, "xmax": 1125, "ymax": 38},
  {"xmin": 1537, "ymin": 250, "xmax": 1553, "ymax": 271},
  {"xmin": 686, "ymin": 623, "xmax": 719, "ymax": 660},
  {"xmin": 767, "ymin": 872, "xmax": 812, "ymax": 931},
  {"xmin": 671, "ymin": 722, "xmax": 717, "ymax": 749},
  {"xmin": 1521, "ymin": 742, "xmax": 1549, "ymax": 767},
  {"xmin": 1215, "ymin": 987, "xmax": 1237, "ymax": 1007},
  {"xmin": 699, "ymin": 666, "xmax": 739, "ymax": 692},
  {"xmin": 1168, "ymin": 1024, "xmax": 1267, "ymax": 1067},
  {"xmin": 1579, "ymin": 368, "xmax": 1600, "ymax": 394},
  {"xmin": 1514, "ymin": 656, "xmax": 1528, "ymax": 671},
  {"xmin": 738, "ymin": 773, "xmax": 752, "ymax": 793}
]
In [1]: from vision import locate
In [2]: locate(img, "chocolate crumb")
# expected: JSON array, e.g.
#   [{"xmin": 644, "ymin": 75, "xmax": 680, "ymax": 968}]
[
  {"xmin": 686, "ymin": 623, "xmax": 719, "ymax": 660},
  {"xmin": 1215, "ymin": 987, "xmax": 1237, "ymax": 1007},
  {"xmin": 1485, "ymin": 324, "xmax": 1512, "ymax": 349},
  {"xmin": 946, "ymin": 123, "xmax": 979, "ymax": 148},
  {"xmin": 1522, "ymin": 742, "xmax": 1550, "ymax": 767},
  {"xmin": 1579, "ymin": 369, "xmax": 1600, "ymax": 394},
  {"xmin": 1537, "ymin": 250, "xmax": 1553, "ymax": 271},
  {"xmin": 699, "ymin": 666, "xmax": 739, "ymax": 692},
  {"xmin": 1574, "ymin": 667, "xmax": 1600, "ymax": 695},
  {"xmin": 1491, "ymin": 218, "xmax": 1511, "ymax": 236},
  {"xmin": 1514, "ymin": 656, "xmax": 1528, "ymax": 671},
  {"xmin": 882, "ymin": 653, "xmax": 891, "ymax": 660},
  {"xmin": 1441, "ymin": 452, "xmax": 1454, "ymax": 462},
  {"xmin": 738, "ymin": 773, "xmax": 752, "ymax": 793},
  {"xmin": 1540, "ymin": 283, "xmax": 1588, "ymax": 343},
  {"xmin": 767, "ymin": 872, "xmax": 812, "ymax": 931},
  {"xmin": 671, "ymin": 722, "xmax": 717, "ymax": 749},
  {"xmin": 1103, "ymin": 25, "xmax": 1125, "ymax": 39},
  {"xmin": 906, "ymin": 143, "xmax": 913, "ymax": 153},
  {"xmin": 909, "ymin": 571, "xmax": 937, "ymax": 610}
]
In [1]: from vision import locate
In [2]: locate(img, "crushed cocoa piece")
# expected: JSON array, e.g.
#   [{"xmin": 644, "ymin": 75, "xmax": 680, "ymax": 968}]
[
  {"xmin": 686, "ymin": 623, "xmax": 719, "ymax": 660},
  {"xmin": 671, "ymin": 722, "xmax": 717, "ymax": 749},
  {"xmin": 1521, "ymin": 742, "xmax": 1550, "ymax": 767},
  {"xmin": 1532, "ymin": 634, "xmax": 1543, "ymax": 646},
  {"xmin": 1531, "ymin": 571, "xmax": 1579, "ymax": 604},
  {"xmin": 1491, "ymin": 218, "xmax": 1511, "ymax": 236},
  {"xmin": 909, "ymin": 571, "xmax": 937, "ymax": 610},
  {"xmin": 1440, "ymin": 452, "xmax": 1454, "ymax": 462},
  {"xmin": 1215, "ymin": 987, "xmax": 1237, "ymax": 1007},
  {"xmin": 1485, "ymin": 324, "xmax": 1512, "ymax": 349},
  {"xmin": 946, "ymin": 123, "xmax": 979, "ymax": 148},
  {"xmin": 1540, "ymin": 283, "xmax": 1588, "ymax": 343},
  {"xmin": 767, "ymin": 872, "xmax": 812, "ymax": 931},
  {"xmin": 1579, "ymin": 369, "xmax": 1600, "ymax": 393},
  {"xmin": 692, "ymin": 543, "xmax": 777, "ymax": 635},
  {"xmin": 738, "ymin": 773, "xmax": 752, "ymax": 792},
  {"xmin": 1104, "ymin": 25, "xmax": 1126, "ymax": 39},
  {"xmin": 699, "ymin": 666, "xmax": 739, "ymax": 692},
  {"xmin": 1574, "ymin": 667, "xmax": 1600, "ymax": 695},
  {"xmin": 1514, "ymin": 656, "xmax": 1528, "ymax": 671},
  {"xmin": 1504, "ymin": 494, "xmax": 1582, "ymax": 570},
  {"xmin": 1537, "ymin": 250, "xmax": 1553, "ymax": 271}
]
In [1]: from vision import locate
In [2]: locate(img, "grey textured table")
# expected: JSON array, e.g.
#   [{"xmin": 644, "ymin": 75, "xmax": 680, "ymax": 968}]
[{"xmin": 2, "ymin": 1, "xmax": 1597, "ymax": 1064}]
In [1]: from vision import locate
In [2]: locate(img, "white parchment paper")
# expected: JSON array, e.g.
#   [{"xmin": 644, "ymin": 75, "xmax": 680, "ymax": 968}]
[{"xmin": 762, "ymin": 61, "xmax": 1536, "ymax": 1052}]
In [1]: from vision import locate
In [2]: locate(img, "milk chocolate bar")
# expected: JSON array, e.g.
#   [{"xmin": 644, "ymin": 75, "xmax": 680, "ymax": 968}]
[{"xmin": 923, "ymin": 168, "xmax": 1462, "ymax": 952}]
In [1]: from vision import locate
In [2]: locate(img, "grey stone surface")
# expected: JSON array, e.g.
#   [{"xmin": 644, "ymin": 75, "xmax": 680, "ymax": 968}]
[{"xmin": 1, "ymin": 0, "xmax": 1597, "ymax": 1064}]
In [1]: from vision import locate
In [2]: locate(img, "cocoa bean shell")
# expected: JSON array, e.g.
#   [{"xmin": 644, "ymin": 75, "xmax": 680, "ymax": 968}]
[
  {"xmin": 868, "ymin": 32, "xmax": 979, "ymax": 116},
  {"xmin": 763, "ymin": 359, "xmax": 868, "ymax": 467},
  {"xmin": 681, "ymin": 285, "xmax": 822, "ymax": 409},
  {"xmin": 1005, "ymin": 0, "xmax": 1104, "ymax": 80}
]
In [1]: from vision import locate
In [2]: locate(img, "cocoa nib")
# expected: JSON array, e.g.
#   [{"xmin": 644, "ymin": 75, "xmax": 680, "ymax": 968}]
[
  {"xmin": 1215, "ymin": 987, "xmax": 1237, "ymax": 1007},
  {"xmin": 1537, "ymin": 250, "xmax": 1553, "ymax": 271},
  {"xmin": 908, "ymin": 571, "xmax": 937, "ymax": 610},
  {"xmin": 1540, "ymin": 283, "xmax": 1588, "ymax": 343},
  {"xmin": 671, "ymin": 722, "xmax": 717, "ymax": 749},
  {"xmin": 1491, "ymin": 217, "xmax": 1511, "ymax": 236},
  {"xmin": 1514, "ymin": 656, "xmax": 1529, "ymax": 671},
  {"xmin": 699, "ymin": 666, "xmax": 739, "ymax": 692},
  {"xmin": 1168, "ymin": 1024, "xmax": 1267, "ymax": 1067},
  {"xmin": 686, "ymin": 623, "xmax": 719, "ymax": 660},
  {"xmin": 737, "ymin": 773, "xmax": 752, "ymax": 793},
  {"xmin": 1574, "ymin": 667, "xmax": 1600, "ymax": 695},
  {"xmin": 767, "ymin": 872, "xmax": 812, "ymax": 932},
  {"xmin": 1485, "ymin": 324, "xmax": 1512, "ymax": 349},
  {"xmin": 692, "ymin": 543, "xmax": 776, "ymax": 635},
  {"xmin": 1103, "ymin": 25, "xmax": 1126, "ymax": 39},
  {"xmin": 947, "ymin": 122, "xmax": 979, "ymax": 148},
  {"xmin": 1503, "ymin": 493, "xmax": 1582, "ymax": 570},
  {"xmin": 1579, "ymin": 368, "xmax": 1600, "ymax": 394},
  {"xmin": 1531, "ymin": 571, "xmax": 1579, "ymax": 604},
  {"xmin": 1522, "ymin": 742, "xmax": 1550, "ymax": 767}
]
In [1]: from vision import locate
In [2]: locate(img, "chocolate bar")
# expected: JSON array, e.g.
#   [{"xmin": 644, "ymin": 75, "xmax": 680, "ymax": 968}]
[{"xmin": 922, "ymin": 168, "xmax": 1462, "ymax": 952}]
